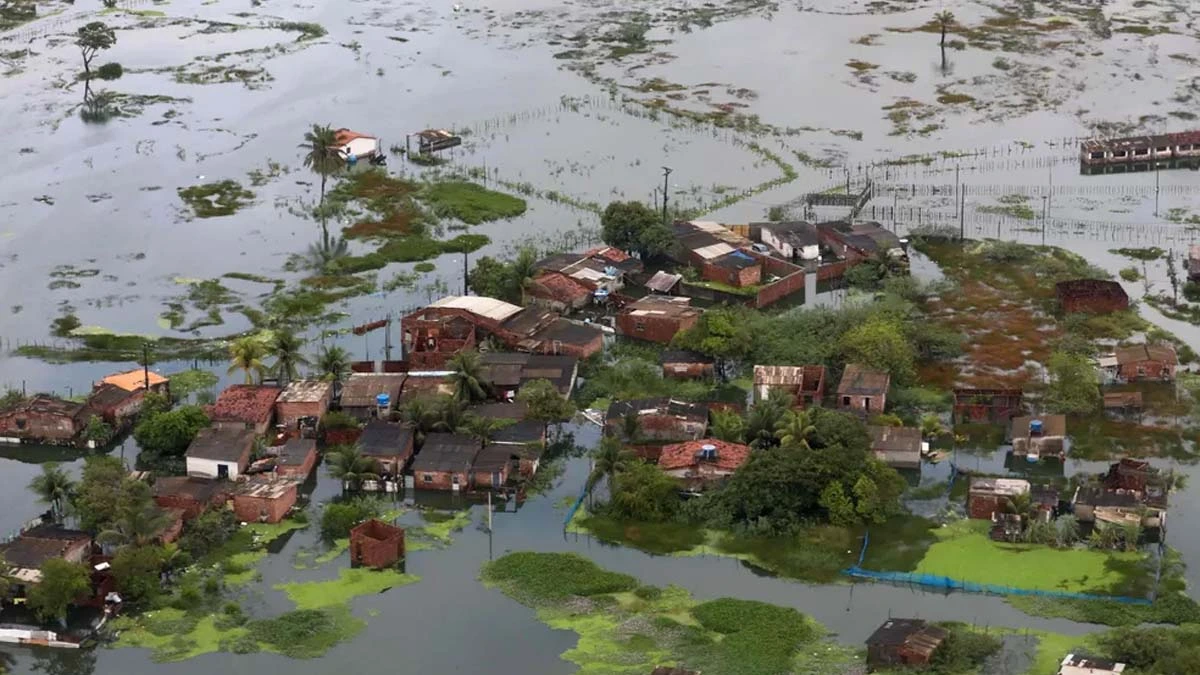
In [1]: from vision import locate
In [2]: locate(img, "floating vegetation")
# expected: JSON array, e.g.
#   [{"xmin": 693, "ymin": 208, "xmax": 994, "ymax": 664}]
[
  {"xmin": 274, "ymin": 568, "xmax": 419, "ymax": 610},
  {"xmin": 274, "ymin": 21, "xmax": 326, "ymax": 41},
  {"xmin": 178, "ymin": 180, "xmax": 255, "ymax": 218},
  {"xmin": 1109, "ymin": 246, "xmax": 1164, "ymax": 261},
  {"xmin": 423, "ymin": 181, "xmax": 527, "ymax": 225},
  {"xmin": 246, "ymin": 161, "xmax": 290, "ymax": 187},
  {"xmin": 977, "ymin": 194, "xmax": 1035, "ymax": 220}
]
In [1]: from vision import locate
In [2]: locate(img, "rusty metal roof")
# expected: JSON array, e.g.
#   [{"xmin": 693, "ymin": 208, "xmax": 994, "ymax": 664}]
[
  {"xmin": 1114, "ymin": 343, "xmax": 1177, "ymax": 366},
  {"xmin": 837, "ymin": 364, "xmax": 889, "ymax": 396}
]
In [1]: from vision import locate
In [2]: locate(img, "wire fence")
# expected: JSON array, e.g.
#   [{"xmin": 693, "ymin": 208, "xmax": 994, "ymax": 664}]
[{"xmin": 562, "ymin": 481, "xmax": 589, "ymax": 529}]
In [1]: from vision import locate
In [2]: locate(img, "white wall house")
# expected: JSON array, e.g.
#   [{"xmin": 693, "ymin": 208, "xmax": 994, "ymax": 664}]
[
  {"xmin": 184, "ymin": 427, "xmax": 255, "ymax": 480},
  {"xmin": 761, "ymin": 224, "xmax": 819, "ymax": 261},
  {"xmin": 333, "ymin": 129, "xmax": 380, "ymax": 160}
]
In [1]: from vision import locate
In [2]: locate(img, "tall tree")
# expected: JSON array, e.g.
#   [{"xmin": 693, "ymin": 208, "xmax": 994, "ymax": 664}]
[
  {"xmin": 709, "ymin": 408, "xmax": 746, "ymax": 443},
  {"xmin": 448, "ymin": 350, "xmax": 489, "ymax": 403},
  {"xmin": 1167, "ymin": 250, "xmax": 1180, "ymax": 304},
  {"xmin": 299, "ymin": 124, "xmax": 343, "ymax": 208},
  {"xmin": 132, "ymin": 406, "xmax": 209, "ymax": 458},
  {"xmin": 934, "ymin": 10, "xmax": 955, "ymax": 47},
  {"xmin": 73, "ymin": 455, "xmax": 127, "ymax": 532},
  {"xmin": 76, "ymin": 22, "xmax": 116, "ymax": 79},
  {"xmin": 775, "ymin": 408, "xmax": 816, "ymax": 450},
  {"xmin": 268, "ymin": 329, "xmax": 309, "ymax": 385},
  {"xmin": 1044, "ymin": 350, "xmax": 1100, "ymax": 414},
  {"xmin": 433, "ymin": 396, "xmax": 471, "ymax": 433},
  {"xmin": 27, "ymin": 559, "xmax": 91, "ymax": 626},
  {"xmin": 672, "ymin": 308, "xmax": 753, "ymax": 378},
  {"xmin": 516, "ymin": 378, "xmax": 575, "ymax": 436},
  {"xmin": 401, "ymin": 396, "xmax": 441, "ymax": 445},
  {"xmin": 840, "ymin": 317, "xmax": 916, "ymax": 385},
  {"xmin": 315, "ymin": 344, "xmax": 351, "ymax": 382},
  {"xmin": 97, "ymin": 480, "xmax": 170, "ymax": 549},
  {"xmin": 587, "ymin": 436, "xmax": 633, "ymax": 494},
  {"xmin": 325, "ymin": 445, "xmax": 379, "ymax": 492},
  {"xmin": 745, "ymin": 392, "xmax": 789, "ymax": 449},
  {"xmin": 227, "ymin": 337, "xmax": 267, "ymax": 385},
  {"xmin": 28, "ymin": 463, "xmax": 74, "ymax": 522},
  {"xmin": 600, "ymin": 201, "xmax": 674, "ymax": 260}
]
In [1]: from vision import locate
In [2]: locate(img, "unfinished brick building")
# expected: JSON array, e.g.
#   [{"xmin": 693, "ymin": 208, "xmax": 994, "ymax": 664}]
[
  {"xmin": 953, "ymin": 388, "xmax": 1023, "ymax": 423},
  {"xmin": 350, "ymin": 519, "xmax": 405, "ymax": 569}
]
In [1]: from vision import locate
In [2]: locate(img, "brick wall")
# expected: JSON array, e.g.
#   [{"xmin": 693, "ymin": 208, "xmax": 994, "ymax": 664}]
[
  {"xmin": 277, "ymin": 399, "xmax": 330, "ymax": 430},
  {"xmin": 967, "ymin": 493, "xmax": 1004, "ymax": 520},
  {"xmin": 232, "ymin": 486, "xmax": 297, "ymax": 523},
  {"xmin": 616, "ymin": 314, "xmax": 689, "ymax": 344},
  {"xmin": 473, "ymin": 464, "xmax": 510, "ymax": 488},
  {"xmin": 837, "ymin": 393, "xmax": 886, "ymax": 414},
  {"xmin": 661, "ymin": 362, "xmax": 714, "ymax": 379},
  {"xmin": 415, "ymin": 469, "xmax": 469, "ymax": 491},
  {"xmin": 350, "ymin": 520, "xmax": 405, "ymax": 569},
  {"xmin": 277, "ymin": 449, "xmax": 318, "ymax": 479},
  {"xmin": 755, "ymin": 271, "xmax": 805, "ymax": 308},
  {"xmin": 1119, "ymin": 360, "xmax": 1174, "ymax": 381}
]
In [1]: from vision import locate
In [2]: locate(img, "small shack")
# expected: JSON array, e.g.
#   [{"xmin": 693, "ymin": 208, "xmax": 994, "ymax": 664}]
[
  {"xmin": 869, "ymin": 426, "xmax": 923, "ymax": 470},
  {"xmin": 865, "ymin": 618, "xmax": 947, "ymax": 669},
  {"xmin": 968, "ymin": 477, "xmax": 1031, "ymax": 519},
  {"xmin": 616, "ymin": 296, "xmax": 703, "ymax": 345},
  {"xmin": 412, "ymin": 433, "xmax": 480, "ymax": 491},
  {"xmin": 953, "ymin": 388, "xmax": 1022, "ymax": 423},
  {"xmin": 661, "ymin": 350, "xmax": 715, "ymax": 380},
  {"xmin": 152, "ymin": 476, "xmax": 227, "ymax": 519},
  {"xmin": 1010, "ymin": 415, "xmax": 1067, "ymax": 461},
  {"xmin": 1103, "ymin": 391, "xmax": 1142, "ymax": 420},
  {"xmin": 1113, "ymin": 343, "xmax": 1177, "ymax": 382},
  {"xmin": 1056, "ymin": 279, "xmax": 1129, "ymax": 314},
  {"xmin": 836, "ymin": 364, "xmax": 889, "ymax": 414},
  {"xmin": 471, "ymin": 444, "xmax": 516, "ymax": 488},
  {"xmin": 604, "ymin": 398, "xmax": 708, "ymax": 461},
  {"xmin": 340, "ymin": 373, "xmax": 407, "ymax": 420},
  {"xmin": 753, "ymin": 364, "xmax": 826, "ymax": 407},
  {"xmin": 1057, "ymin": 654, "xmax": 1126, "ymax": 675},
  {"xmin": 410, "ymin": 128, "xmax": 462, "ymax": 154},
  {"xmin": 272, "ymin": 437, "xmax": 319, "ymax": 479},
  {"xmin": 275, "ymin": 380, "xmax": 333, "ymax": 435},
  {"xmin": 185, "ymin": 426, "xmax": 257, "ymax": 480},
  {"xmin": 0, "ymin": 395, "xmax": 89, "ymax": 446},
  {"xmin": 349, "ymin": 519, "xmax": 405, "ymax": 569},
  {"xmin": 83, "ymin": 383, "xmax": 140, "ymax": 429},
  {"xmin": 230, "ymin": 477, "xmax": 299, "ymax": 524},
  {"xmin": 99, "ymin": 368, "xmax": 170, "ymax": 396},
  {"xmin": 358, "ymin": 420, "xmax": 415, "ymax": 474}
]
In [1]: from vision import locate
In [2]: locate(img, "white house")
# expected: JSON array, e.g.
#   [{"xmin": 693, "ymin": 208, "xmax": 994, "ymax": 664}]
[
  {"xmin": 184, "ymin": 426, "xmax": 256, "ymax": 480},
  {"xmin": 759, "ymin": 221, "xmax": 820, "ymax": 261},
  {"xmin": 1058, "ymin": 654, "xmax": 1125, "ymax": 675},
  {"xmin": 333, "ymin": 128, "xmax": 381, "ymax": 161}
]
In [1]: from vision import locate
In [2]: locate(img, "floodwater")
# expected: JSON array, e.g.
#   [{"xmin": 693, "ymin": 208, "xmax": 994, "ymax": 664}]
[{"xmin": 2, "ymin": 0, "xmax": 1200, "ymax": 672}]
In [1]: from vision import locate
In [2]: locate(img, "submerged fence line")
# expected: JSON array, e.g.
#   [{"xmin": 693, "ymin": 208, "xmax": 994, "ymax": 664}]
[{"xmin": 563, "ymin": 480, "xmax": 589, "ymax": 529}]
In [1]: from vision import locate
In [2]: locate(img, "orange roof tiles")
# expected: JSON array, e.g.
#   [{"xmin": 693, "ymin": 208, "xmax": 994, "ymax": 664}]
[
  {"xmin": 658, "ymin": 438, "xmax": 751, "ymax": 473},
  {"xmin": 101, "ymin": 369, "xmax": 168, "ymax": 392}
]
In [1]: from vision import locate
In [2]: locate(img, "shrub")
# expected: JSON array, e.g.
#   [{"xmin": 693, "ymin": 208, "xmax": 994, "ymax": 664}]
[
  {"xmin": 320, "ymin": 410, "xmax": 360, "ymax": 431},
  {"xmin": 246, "ymin": 607, "xmax": 363, "ymax": 658},
  {"xmin": 481, "ymin": 552, "xmax": 638, "ymax": 604},
  {"xmin": 96, "ymin": 62, "xmax": 123, "ymax": 80},
  {"xmin": 320, "ymin": 499, "xmax": 381, "ymax": 540},
  {"xmin": 634, "ymin": 585, "xmax": 663, "ymax": 601},
  {"xmin": 1119, "ymin": 267, "xmax": 1140, "ymax": 282}
]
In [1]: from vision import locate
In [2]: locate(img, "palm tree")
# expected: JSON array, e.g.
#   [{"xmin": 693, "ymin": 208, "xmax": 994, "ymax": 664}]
[
  {"xmin": 28, "ymin": 464, "xmax": 74, "ymax": 522},
  {"xmin": 97, "ymin": 482, "xmax": 170, "ymax": 548},
  {"xmin": 268, "ymin": 329, "xmax": 309, "ymax": 385},
  {"xmin": 587, "ymin": 436, "xmax": 633, "ymax": 494},
  {"xmin": 448, "ymin": 350, "xmax": 489, "ymax": 403},
  {"xmin": 920, "ymin": 414, "xmax": 947, "ymax": 440},
  {"xmin": 621, "ymin": 411, "xmax": 641, "ymax": 443},
  {"xmin": 227, "ymin": 337, "xmax": 267, "ymax": 385},
  {"xmin": 934, "ymin": 10, "xmax": 955, "ymax": 47},
  {"xmin": 325, "ymin": 445, "xmax": 379, "ymax": 492},
  {"xmin": 507, "ymin": 247, "xmax": 540, "ymax": 302},
  {"xmin": 401, "ymin": 396, "xmax": 441, "ymax": 444},
  {"xmin": 434, "ymin": 396, "xmax": 471, "ymax": 433},
  {"xmin": 775, "ymin": 409, "xmax": 816, "ymax": 450},
  {"xmin": 304, "ymin": 235, "xmax": 349, "ymax": 273},
  {"xmin": 746, "ymin": 397, "xmax": 787, "ymax": 449},
  {"xmin": 299, "ymin": 124, "xmax": 343, "ymax": 208},
  {"xmin": 315, "ymin": 345, "xmax": 351, "ymax": 382},
  {"xmin": 709, "ymin": 408, "xmax": 745, "ymax": 443},
  {"xmin": 1055, "ymin": 514, "xmax": 1081, "ymax": 547},
  {"xmin": 463, "ymin": 415, "xmax": 507, "ymax": 444}
]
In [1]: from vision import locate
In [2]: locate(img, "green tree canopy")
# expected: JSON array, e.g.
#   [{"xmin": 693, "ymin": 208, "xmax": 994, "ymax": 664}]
[
  {"xmin": 1044, "ymin": 350, "xmax": 1100, "ymax": 414},
  {"xmin": 840, "ymin": 316, "xmax": 915, "ymax": 385},
  {"xmin": 73, "ymin": 455, "xmax": 127, "ymax": 532},
  {"xmin": 516, "ymin": 378, "xmax": 575, "ymax": 424},
  {"xmin": 76, "ymin": 22, "xmax": 116, "ymax": 78},
  {"xmin": 600, "ymin": 201, "xmax": 673, "ymax": 260},
  {"xmin": 672, "ymin": 308, "xmax": 753, "ymax": 372},
  {"xmin": 111, "ymin": 545, "xmax": 168, "ymax": 605},
  {"xmin": 28, "ymin": 463, "xmax": 74, "ymax": 521},
  {"xmin": 28, "ymin": 559, "xmax": 91, "ymax": 624},
  {"xmin": 605, "ymin": 461, "xmax": 680, "ymax": 522},
  {"xmin": 132, "ymin": 405, "xmax": 209, "ymax": 457}
]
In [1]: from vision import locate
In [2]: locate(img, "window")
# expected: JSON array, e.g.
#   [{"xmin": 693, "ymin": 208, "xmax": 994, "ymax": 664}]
[
  {"xmin": 1156, "ymin": 147, "xmax": 1168, "ymax": 153},
  {"xmin": 1137, "ymin": 366, "xmax": 1146, "ymax": 377},
  {"xmin": 1134, "ymin": 148, "xmax": 1149, "ymax": 156},
  {"xmin": 1090, "ymin": 152, "xmax": 1104, "ymax": 160},
  {"xmin": 634, "ymin": 320, "xmax": 646, "ymax": 332},
  {"xmin": 451, "ymin": 475, "xmax": 460, "ymax": 486},
  {"xmin": 841, "ymin": 396, "xmax": 851, "ymax": 406},
  {"xmin": 423, "ymin": 474, "xmax": 433, "ymax": 483},
  {"xmin": 1114, "ymin": 150, "xmax": 1128, "ymax": 158}
]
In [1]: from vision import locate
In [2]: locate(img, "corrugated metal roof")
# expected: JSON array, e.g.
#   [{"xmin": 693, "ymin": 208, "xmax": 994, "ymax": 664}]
[
  {"xmin": 429, "ymin": 295, "xmax": 523, "ymax": 322},
  {"xmin": 693, "ymin": 242, "xmax": 735, "ymax": 260}
]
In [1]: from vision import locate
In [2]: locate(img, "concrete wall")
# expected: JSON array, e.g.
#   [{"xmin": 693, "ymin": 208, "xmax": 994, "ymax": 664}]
[
  {"xmin": 187, "ymin": 455, "xmax": 247, "ymax": 481},
  {"xmin": 232, "ymin": 486, "xmax": 297, "ymax": 524}
]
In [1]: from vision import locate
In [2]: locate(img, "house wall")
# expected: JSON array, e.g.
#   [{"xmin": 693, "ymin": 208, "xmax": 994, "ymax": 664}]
[
  {"xmin": 154, "ymin": 494, "xmax": 220, "ymax": 520},
  {"xmin": 232, "ymin": 487, "xmax": 297, "ymax": 524},
  {"xmin": 662, "ymin": 362, "xmax": 714, "ymax": 379},
  {"xmin": 276, "ymin": 449, "xmax": 318, "ymax": 479},
  {"xmin": 616, "ymin": 313, "xmax": 697, "ymax": 345},
  {"xmin": 867, "ymin": 643, "xmax": 901, "ymax": 668},
  {"xmin": 0, "ymin": 410, "xmax": 81, "ymax": 444},
  {"xmin": 838, "ymin": 393, "xmax": 886, "ymax": 414},
  {"xmin": 276, "ymin": 398, "xmax": 331, "ymax": 430},
  {"xmin": 698, "ymin": 259, "xmax": 762, "ymax": 288},
  {"xmin": 817, "ymin": 259, "xmax": 850, "ymax": 281},
  {"xmin": 186, "ymin": 454, "xmax": 249, "ymax": 481},
  {"xmin": 472, "ymin": 464, "xmax": 510, "ymax": 488},
  {"xmin": 536, "ymin": 330, "xmax": 603, "ymax": 359},
  {"xmin": 755, "ymin": 270, "xmax": 806, "ymax": 308},
  {"xmin": 1118, "ymin": 360, "xmax": 1174, "ymax": 381},
  {"xmin": 1060, "ymin": 294, "xmax": 1129, "ymax": 314},
  {"xmin": 518, "ymin": 457, "xmax": 540, "ymax": 477},
  {"xmin": 967, "ymin": 492, "xmax": 1006, "ymax": 519},
  {"xmin": 874, "ymin": 449, "xmax": 921, "ymax": 470},
  {"xmin": 96, "ymin": 390, "xmax": 145, "ymax": 425},
  {"xmin": 761, "ymin": 229, "xmax": 792, "ymax": 258},
  {"xmin": 350, "ymin": 525, "xmax": 405, "ymax": 569},
  {"xmin": 415, "ymin": 468, "xmax": 469, "ymax": 491},
  {"xmin": 213, "ymin": 417, "xmax": 273, "ymax": 436}
]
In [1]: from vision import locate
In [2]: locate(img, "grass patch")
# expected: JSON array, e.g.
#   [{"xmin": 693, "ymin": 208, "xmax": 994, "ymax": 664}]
[
  {"xmin": 846, "ymin": 59, "xmax": 878, "ymax": 72},
  {"xmin": 914, "ymin": 519, "xmax": 1149, "ymax": 595},
  {"xmin": 275, "ymin": 21, "xmax": 326, "ymax": 40},
  {"xmin": 407, "ymin": 509, "xmax": 473, "ymax": 550},
  {"xmin": 422, "ymin": 181, "xmax": 527, "ymax": 225},
  {"xmin": 274, "ymin": 568, "xmax": 419, "ymax": 609},
  {"xmin": 178, "ymin": 180, "xmax": 255, "ymax": 218},
  {"xmin": 977, "ymin": 194, "xmax": 1035, "ymax": 220},
  {"xmin": 1119, "ymin": 266, "xmax": 1140, "ymax": 282},
  {"xmin": 1109, "ymin": 246, "xmax": 1163, "ymax": 261},
  {"xmin": 579, "ymin": 514, "xmax": 707, "ymax": 555},
  {"xmin": 481, "ymin": 551, "xmax": 638, "ymax": 605},
  {"xmin": 936, "ymin": 91, "xmax": 975, "ymax": 105},
  {"xmin": 245, "ymin": 606, "xmax": 364, "ymax": 659}
]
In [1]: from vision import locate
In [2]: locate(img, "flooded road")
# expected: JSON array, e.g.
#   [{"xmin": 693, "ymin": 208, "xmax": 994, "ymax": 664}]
[{"xmin": 1, "ymin": 0, "xmax": 1199, "ymax": 671}]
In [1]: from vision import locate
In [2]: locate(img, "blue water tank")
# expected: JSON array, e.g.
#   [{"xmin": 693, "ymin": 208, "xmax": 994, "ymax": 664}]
[
  {"xmin": 376, "ymin": 393, "xmax": 391, "ymax": 408},
  {"xmin": 1030, "ymin": 419, "xmax": 1043, "ymax": 435}
]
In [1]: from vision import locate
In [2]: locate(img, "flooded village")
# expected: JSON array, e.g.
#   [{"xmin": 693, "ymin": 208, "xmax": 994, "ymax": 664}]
[{"xmin": 1, "ymin": 0, "xmax": 1200, "ymax": 673}]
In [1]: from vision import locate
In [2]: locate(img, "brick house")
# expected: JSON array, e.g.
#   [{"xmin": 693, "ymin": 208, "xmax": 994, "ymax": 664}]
[
  {"xmin": 0, "ymin": 395, "xmax": 90, "ymax": 446},
  {"xmin": 349, "ymin": 519, "xmax": 405, "ymax": 569},
  {"xmin": 658, "ymin": 439, "xmax": 751, "ymax": 492},
  {"xmin": 967, "ymin": 478, "xmax": 1030, "ymax": 519},
  {"xmin": 524, "ymin": 271, "xmax": 593, "ymax": 312},
  {"xmin": 817, "ymin": 221, "xmax": 907, "ymax": 264},
  {"xmin": 836, "ymin": 364, "xmax": 890, "ymax": 414},
  {"xmin": 273, "ymin": 437, "xmax": 318, "ymax": 479},
  {"xmin": 412, "ymin": 433, "xmax": 480, "ymax": 491},
  {"xmin": 99, "ymin": 368, "xmax": 170, "ymax": 400},
  {"xmin": 83, "ymin": 384, "xmax": 141, "ymax": 428},
  {"xmin": 953, "ymin": 388, "xmax": 1023, "ymax": 423},
  {"xmin": 759, "ymin": 221, "xmax": 820, "ymax": 261},
  {"xmin": 605, "ymin": 398, "xmax": 708, "ymax": 461},
  {"xmin": 152, "ymin": 476, "xmax": 227, "ymax": 519},
  {"xmin": 480, "ymin": 352, "xmax": 579, "ymax": 399},
  {"xmin": 1114, "ymin": 343, "xmax": 1177, "ymax": 381},
  {"xmin": 230, "ymin": 477, "xmax": 299, "ymax": 524},
  {"xmin": 615, "ymin": 296, "xmax": 702, "ymax": 344},
  {"xmin": 869, "ymin": 425, "xmax": 922, "ymax": 470},
  {"xmin": 403, "ymin": 296, "xmax": 603, "ymax": 369},
  {"xmin": 1056, "ymin": 279, "xmax": 1129, "ymax": 314},
  {"xmin": 753, "ymin": 365, "xmax": 827, "ymax": 407},
  {"xmin": 865, "ymin": 619, "xmax": 947, "ymax": 669},
  {"xmin": 275, "ymin": 380, "xmax": 333, "ymax": 434},
  {"xmin": 341, "ymin": 373, "xmax": 407, "ymax": 420},
  {"xmin": 471, "ymin": 444, "xmax": 515, "ymax": 488},
  {"xmin": 0, "ymin": 525, "xmax": 93, "ymax": 591},
  {"xmin": 660, "ymin": 350, "xmax": 715, "ymax": 379},
  {"xmin": 185, "ymin": 426, "xmax": 257, "ymax": 480},
  {"xmin": 533, "ymin": 247, "xmax": 642, "ymax": 297},
  {"xmin": 358, "ymin": 419, "xmax": 415, "ymax": 474},
  {"xmin": 210, "ymin": 385, "xmax": 282, "ymax": 435}
]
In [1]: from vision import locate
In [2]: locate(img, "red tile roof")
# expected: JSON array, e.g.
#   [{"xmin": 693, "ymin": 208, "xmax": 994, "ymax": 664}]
[
  {"xmin": 529, "ymin": 271, "xmax": 591, "ymax": 303},
  {"xmin": 333, "ymin": 128, "xmax": 375, "ymax": 145},
  {"xmin": 210, "ymin": 385, "xmax": 282, "ymax": 425},
  {"xmin": 658, "ymin": 438, "xmax": 751, "ymax": 473},
  {"xmin": 584, "ymin": 246, "xmax": 633, "ymax": 263}
]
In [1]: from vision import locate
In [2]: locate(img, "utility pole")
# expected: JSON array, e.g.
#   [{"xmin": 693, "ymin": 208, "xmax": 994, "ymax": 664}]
[
  {"xmin": 384, "ymin": 313, "xmax": 392, "ymax": 362},
  {"xmin": 1155, "ymin": 162, "xmax": 1161, "ymax": 217},
  {"xmin": 958, "ymin": 186, "xmax": 965, "ymax": 241},
  {"xmin": 463, "ymin": 253, "xmax": 469, "ymax": 296},
  {"xmin": 1041, "ymin": 195, "xmax": 1048, "ymax": 246},
  {"xmin": 661, "ymin": 166, "xmax": 673, "ymax": 226},
  {"xmin": 142, "ymin": 343, "xmax": 150, "ymax": 391}
]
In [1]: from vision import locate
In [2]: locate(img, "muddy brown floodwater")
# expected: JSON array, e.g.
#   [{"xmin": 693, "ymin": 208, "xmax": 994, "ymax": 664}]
[{"xmin": 1, "ymin": 0, "xmax": 1199, "ymax": 672}]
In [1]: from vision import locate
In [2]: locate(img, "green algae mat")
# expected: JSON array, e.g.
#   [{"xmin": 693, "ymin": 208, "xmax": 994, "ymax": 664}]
[
  {"xmin": 913, "ymin": 520, "xmax": 1148, "ymax": 595},
  {"xmin": 481, "ymin": 551, "xmax": 862, "ymax": 675}
]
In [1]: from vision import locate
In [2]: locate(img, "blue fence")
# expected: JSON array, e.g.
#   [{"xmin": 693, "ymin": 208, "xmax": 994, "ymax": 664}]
[
  {"xmin": 843, "ymin": 527, "xmax": 1153, "ymax": 605},
  {"xmin": 563, "ymin": 483, "xmax": 589, "ymax": 528}
]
